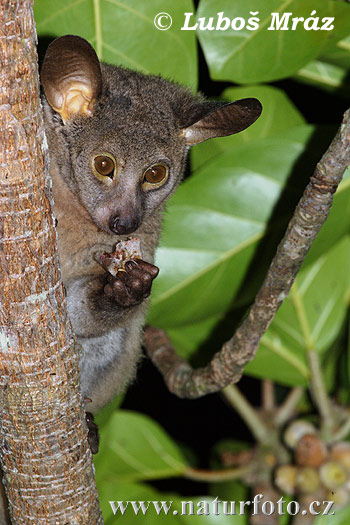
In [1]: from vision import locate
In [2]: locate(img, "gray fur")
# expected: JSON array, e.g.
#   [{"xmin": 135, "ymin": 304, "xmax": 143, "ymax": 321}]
[
  {"xmin": 41, "ymin": 50, "xmax": 195, "ymax": 412},
  {"xmin": 41, "ymin": 36, "xmax": 261, "ymax": 413}
]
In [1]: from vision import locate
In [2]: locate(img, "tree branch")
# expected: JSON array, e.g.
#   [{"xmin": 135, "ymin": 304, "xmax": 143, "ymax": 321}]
[
  {"xmin": 144, "ymin": 109, "xmax": 350, "ymax": 399},
  {"xmin": 222, "ymin": 385, "xmax": 271, "ymax": 444},
  {"xmin": 0, "ymin": 2, "xmax": 102, "ymax": 522}
]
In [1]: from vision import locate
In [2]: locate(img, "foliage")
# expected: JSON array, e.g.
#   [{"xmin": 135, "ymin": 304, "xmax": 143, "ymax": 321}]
[
  {"xmin": 34, "ymin": 0, "xmax": 197, "ymax": 88},
  {"xmin": 34, "ymin": 0, "xmax": 350, "ymax": 523},
  {"xmin": 196, "ymin": 0, "xmax": 350, "ymax": 83}
]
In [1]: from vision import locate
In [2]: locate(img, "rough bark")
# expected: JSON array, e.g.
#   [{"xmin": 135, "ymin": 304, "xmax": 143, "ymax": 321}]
[
  {"xmin": 144, "ymin": 109, "xmax": 350, "ymax": 399},
  {"xmin": 0, "ymin": 1, "xmax": 103, "ymax": 523}
]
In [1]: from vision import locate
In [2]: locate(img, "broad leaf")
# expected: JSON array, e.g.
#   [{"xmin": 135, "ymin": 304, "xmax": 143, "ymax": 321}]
[
  {"xmin": 94, "ymin": 410, "xmax": 187, "ymax": 483},
  {"xmin": 100, "ymin": 481, "xmax": 245, "ymax": 525},
  {"xmin": 149, "ymin": 126, "xmax": 350, "ymax": 328},
  {"xmin": 295, "ymin": 59, "xmax": 350, "ymax": 96},
  {"xmin": 348, "ymin": 330, "xmax": 350, "ymax": 396},
  {"xmin": 320, "ymin": 33, "xmax": 350, "ymax": 65},
  {"xmin": 167, "ymin": 238, "xmax": 350, "ymax": 387},
  {"xmin": 159, "ymin": 168, "xmax": 350, "ymax": 380},
  {"xmin": 208, "ymin": 473, "xmax": 248, "ymax": 525},
  {"xmin": 196, "ymin": 0, "xmax": 350, "ymax": 83},
  {"xmin": 304, "ymin": 166, "xmax": 350, "ymax": 266},
  {"xmin": 34, "ymin": 0, "xmax": 198, "ymax": 88},
  {"xmin": 245, "ymin": 237, "xmax": 350, "ymax": 386},
  {"xmin": 166, "ymin": 315, "xmax": 223, "ymax": 361},
  {"xmin": 99, "ymin": 482, "xmax": 175, "ymax": 525},
  {"xmin": 314, "ymin": 505, "xmax": 350, "ymax": 524},
  {"xmin": 95, "ymin": 393, "xmax": 124, "ymax": 428},
  {"xmin": 191, "ymin": 85, "xmax": 305, "ymax": 171}
]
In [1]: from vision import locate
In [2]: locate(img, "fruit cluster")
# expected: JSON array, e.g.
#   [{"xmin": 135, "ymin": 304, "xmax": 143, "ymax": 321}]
[{"xmin": 274, "ymin": 420, "xmax": 350, "ymax": 508}]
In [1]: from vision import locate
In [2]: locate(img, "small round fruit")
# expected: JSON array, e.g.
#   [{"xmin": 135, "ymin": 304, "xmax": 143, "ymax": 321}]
[
  {"xmin": 284, "ymin": 420, "xmax": 316, "ymax": 449},
  {"xmin": 296, "ymin": 467, "xmax": 321, "ymax": 494},
  {"xmin": 274, "ymin": 464, "xmax": 297, "ymax": 494},
  {"xmin": 319, "ymin": 461, "xmax": 347, "ymax": 490},
  {"xmin": 295, "ymin": 433, "xmax": 328, "ymax": 467},
  {"xmin": 330, "ymin": 442, "xmax": 350, "ymax": 471},
  {"xmin": 326, "ymin": 487, "xmax": 350, "ymax": 508}
]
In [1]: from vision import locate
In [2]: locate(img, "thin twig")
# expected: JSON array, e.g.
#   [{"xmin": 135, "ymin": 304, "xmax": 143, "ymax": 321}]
[
  {"xmin": 222, "ymin": 385, "xmax": 271, "ymax": 444},
  {"xmin": 330, "ymin": 414, "xmax": 350, "ymax": 443},
  {"xmin": 262, "ymin": 380, "xmax": 275, "ymax": 412},
  {"xmin": 274, "ymin": 387, "xmax": 304, "ymax": 427},
  {"xmin": 144, "ymin": 109, "xmax": 350, "ymax": 399},
  {"xmin": 183, "ymin": 464, "xmax": 253, "ymax": 482},
  {"xmin": 307, "ymin": 349, "xmax": 337, "ymax": 435}
]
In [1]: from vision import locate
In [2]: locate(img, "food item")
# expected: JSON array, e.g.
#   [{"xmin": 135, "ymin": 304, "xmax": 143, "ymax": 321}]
[
  {"xmin": 295, "ymin": 433, "xmax": 328, "ymax": 467},
  {"xmin": 274, "ymin": 464, "xmax": 297, "ymax": 494},
  {"xmin": 97, "ymin": 238, "xmax": 142, "ymax": 275},
  {"xmin": 319, "ymin": 461, "xmax": 347, "ymax": 490},
  {"xmin": 284, "ymin": 419, "xmax": 316, "ymax": 449},
  {"xmin": 296, "ymin": 467, "xmax": 320, "ymax": 494}
]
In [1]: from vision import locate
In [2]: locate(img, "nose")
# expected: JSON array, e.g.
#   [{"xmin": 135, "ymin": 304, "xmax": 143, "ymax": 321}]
[{"xmin": 109, "ymin": 215, "xmax": 140, "ymax": 235}]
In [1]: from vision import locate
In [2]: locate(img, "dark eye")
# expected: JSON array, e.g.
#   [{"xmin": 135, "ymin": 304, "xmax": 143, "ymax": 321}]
[
  {"xmin": 92, "ymin": 154, "xmax": 116, "ymax": 180},
  {"xmin": 143, "ymin": 164, "xmax": 169, "ymax": 190}
]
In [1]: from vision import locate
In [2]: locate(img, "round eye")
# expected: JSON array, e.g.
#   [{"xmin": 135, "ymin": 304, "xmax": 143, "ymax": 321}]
[
  {"xmin": 143, "ymin": 164, "xmax": 169, "ymax": 190},
  {"xmin": 92, "ymin": 154, "xmax": 116, "ymax": 180}
]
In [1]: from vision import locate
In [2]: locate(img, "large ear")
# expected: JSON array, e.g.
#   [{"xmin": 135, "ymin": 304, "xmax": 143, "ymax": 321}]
[
  {"xmin": 41, "ymin": 35, "xmax": 102, "ymax": 123},
  {"xmin": 182, "ymin": 98, "xmax": 262, "ymax": 145}
]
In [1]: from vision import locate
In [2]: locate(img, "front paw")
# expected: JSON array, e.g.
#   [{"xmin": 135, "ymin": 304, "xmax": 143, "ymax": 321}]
[{"xmin": 103, "ymin": 259, "xmax": 159, "ymax": 307}]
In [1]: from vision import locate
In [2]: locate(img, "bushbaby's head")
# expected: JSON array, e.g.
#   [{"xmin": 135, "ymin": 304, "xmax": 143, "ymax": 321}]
[{"xmin": 41, "ymin": 35, "xmax": 262, "ymax": 235}]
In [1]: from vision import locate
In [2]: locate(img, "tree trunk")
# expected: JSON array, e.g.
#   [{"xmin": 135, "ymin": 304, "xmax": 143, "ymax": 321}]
[{"xmin": 0, "ymin": 1, "xmax": 103, "ymax": 523}]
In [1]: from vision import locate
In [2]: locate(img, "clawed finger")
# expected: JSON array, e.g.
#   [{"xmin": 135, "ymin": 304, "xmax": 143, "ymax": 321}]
[
  {"xmin": 105, "ymin": 273, "xmax": 144, "ymax": 306},
  {"xmin": 131, "ymin": 259, "xmax": 159, "ymax": 278},
  {"xmin": 125, "ymin": 260, "xmax": 159, "ymax": 296},
  {"xmin": 125, "ymin": 262, "xmax": 153, "ymax": 293},
  {"xmin": 104, "ymin": 279, "xmax": 130, "ymax": 306},
  {"xmin": 104, "ymin": 259, "xmax": 159, "ymax": 306}
]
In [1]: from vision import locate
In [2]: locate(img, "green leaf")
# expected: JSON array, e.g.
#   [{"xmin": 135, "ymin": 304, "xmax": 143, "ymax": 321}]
[
  {"xmin": 149, "ymin": 126, "xmax": 350, "ymax": 328},
  {"xmin": 99, "ymin": 481, "xmax": 246, "ymax": 525},
  {"xmin": 303, "ymin": 167, "xmax": 350, "ymax": 267},
  {"xmin": 180, "ymin": 498, "xmax": 248, "ymax": 524},
  {"xmin": 95, "ymin": 416, "xmax": 250, "ymax": 523},
  {"xmin": 34, "ymin": 0, "xmax": 198, "ymax": 88},
  {"xmin": 97, "ymin": 482, "xmax": 175, "ymax": 524},
  {"xmin": 348, "ymin": 306, "xmax": 350, "ymax": 388},
  {"xmin": 321, "ymin": 35, "xmax": 350, "ymax": 69},
  {"xmin": 208, "ymin": 476, "xmax": 248, "ymax": 525},
  {"xmin": 294, "ymin": 59, "xmax": 350, "ymax": 96},
  {"xmin": 322, "ymin": 338, "xmax": 344, "ymax": 394},
  {"xmin": 314, "ymin": 504, "xmax": 350, "ymax": 524},
  {"xmin": 166, "ymin": 315, "xmax": 223, "ymax": 360},
  {"xmin": 94, "ymin": 410, "xmax": 187, "ymax": 483},
  {"xmin": 166, "ymin": 237, "xmax": 349, "ymax": 386},
  {"xmin": 196, "ymin": 0, "xmax": 350, "ymax": 83},
  {"xmin": 245, "ymin": 237, "xmax": 350, "ymax": 386},
  {"xmin": 160, "ymin": 169, "xmax": 350, "ymax": 370},
  {"xmin": 191, "ymin": 85, "xmax": 305, "ymax": 171},
  {"xmin": 95, "ymin": 392, "xmax": 124, "ymax": 429}
]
